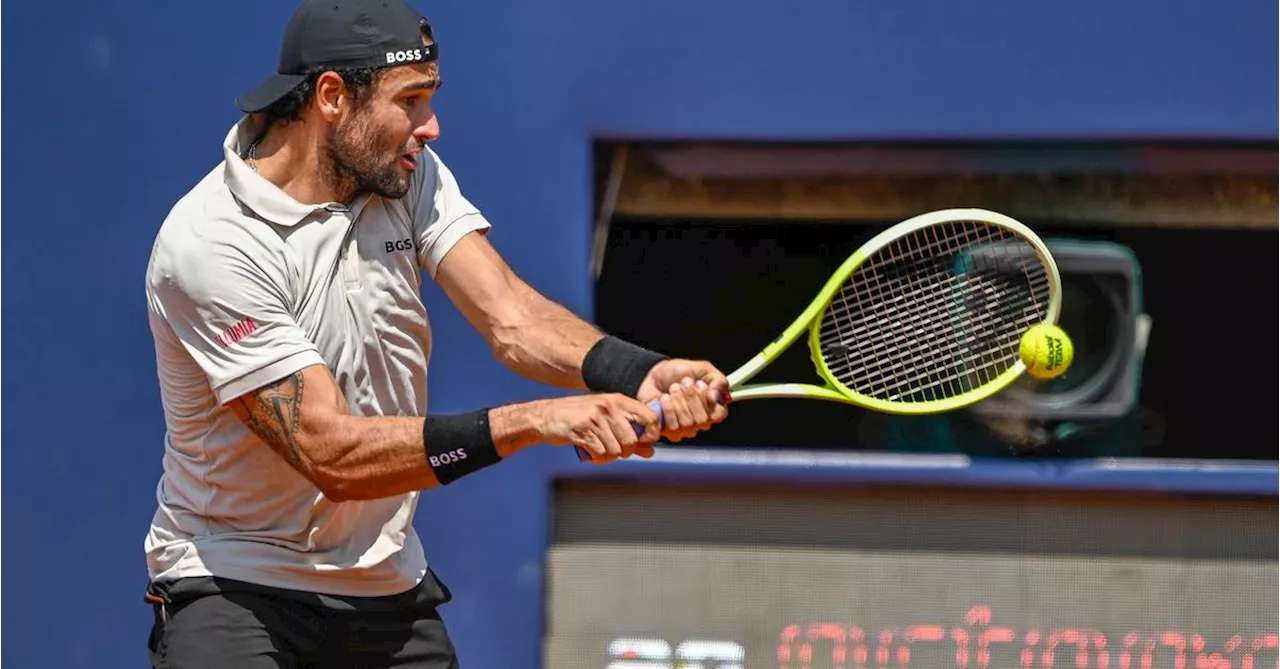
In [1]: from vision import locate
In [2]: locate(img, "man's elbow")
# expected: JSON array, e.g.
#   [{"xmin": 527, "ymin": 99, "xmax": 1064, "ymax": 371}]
[
  {"xmin": 317, "ymin": 479, "xmax": 360, "ymax": 503},
  {"xmin": 314, "ymin": 471, "xmax": 441, "ymax": 503},
  {"xmin": 295, "ymin": 461, "xmax": 356, "ymax": 503},
  {"xmin": 305, "ymin": 454, "xmax": 380, "ymax": 503},
  {"xmin": 312, "ymin": 468, "xmax": 391, "ymax": 503},
  {"xmin": 284, "ymin": 437, "xmax": 367, "ymax": 503}
]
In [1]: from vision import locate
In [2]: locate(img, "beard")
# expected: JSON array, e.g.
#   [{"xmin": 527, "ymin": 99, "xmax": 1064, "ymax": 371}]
[{"xmin": 323, "ymin": 112, "xmax": 413, "ymax": 200}]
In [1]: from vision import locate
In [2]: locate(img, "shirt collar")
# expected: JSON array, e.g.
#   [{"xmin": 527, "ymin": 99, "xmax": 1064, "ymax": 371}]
[{"xmin": 222, "ymin": 117, "xmax": 367, "ymax": 226}]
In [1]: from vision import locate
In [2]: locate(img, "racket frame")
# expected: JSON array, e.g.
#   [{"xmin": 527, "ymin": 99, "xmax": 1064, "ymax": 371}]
[{"xmin": 724, "ymin": 208, "xmax": 1062, "ymax": 415}]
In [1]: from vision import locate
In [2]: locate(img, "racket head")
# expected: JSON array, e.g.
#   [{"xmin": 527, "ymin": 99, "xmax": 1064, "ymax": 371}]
[{"xmin": 803, "ymin": 208, "xmax": 1061, "ymax": 415}]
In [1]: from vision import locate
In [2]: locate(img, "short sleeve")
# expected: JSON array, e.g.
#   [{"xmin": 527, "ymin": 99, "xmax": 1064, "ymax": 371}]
[
  {"xmin": 408, "ymin": 147, "xmax": 492, "ymax": 277},
  {"xmin": 147, "ymin": 230, "xmax": 325, "ymax": 405}
]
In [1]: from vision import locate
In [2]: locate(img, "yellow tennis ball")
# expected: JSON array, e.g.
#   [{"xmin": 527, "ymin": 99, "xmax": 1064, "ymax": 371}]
[{"xmin": 1019, "ymin": 323, "xmax": 1074, "ymax": 380}]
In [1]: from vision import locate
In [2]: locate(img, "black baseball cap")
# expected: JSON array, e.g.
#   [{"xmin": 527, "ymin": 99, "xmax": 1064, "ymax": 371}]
[{"xmin": 236, "ymin": 0, "xmax": 438, "ymax": 113}]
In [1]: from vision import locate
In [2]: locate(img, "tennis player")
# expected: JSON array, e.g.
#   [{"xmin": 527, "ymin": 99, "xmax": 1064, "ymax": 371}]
[{"xmin": 140, "ymin": 1, "xmax": 729, "ymax": 666}]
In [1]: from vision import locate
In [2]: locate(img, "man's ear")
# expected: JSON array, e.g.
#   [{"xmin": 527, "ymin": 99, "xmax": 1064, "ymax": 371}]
[{"xmin": 314, "ymin": 71, "xmax": 348, "ymax": 122}]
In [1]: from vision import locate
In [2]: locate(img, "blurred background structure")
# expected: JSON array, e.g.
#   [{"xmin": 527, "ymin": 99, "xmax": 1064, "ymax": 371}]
[{"xmin": 3, "ymin": 0, "xmax": 1277, "ymax": 667}]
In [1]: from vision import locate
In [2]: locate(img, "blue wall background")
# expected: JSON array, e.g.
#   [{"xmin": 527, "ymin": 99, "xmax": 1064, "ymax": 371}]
[{"xmin": 3, "ymin": 0, "xmax": 1275, "ymax": 666}]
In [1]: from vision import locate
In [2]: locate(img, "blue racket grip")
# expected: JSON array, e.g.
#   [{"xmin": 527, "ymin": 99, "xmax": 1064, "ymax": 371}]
[{"xmin": 574, "ymin": 399, "xmax": 664, "ymax": 462}]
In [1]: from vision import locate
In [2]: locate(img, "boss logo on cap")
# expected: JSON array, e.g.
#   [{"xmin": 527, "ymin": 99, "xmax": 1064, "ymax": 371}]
[{"xmin": 385, "ymin": 48, "xmax": 425, "ymax": 63}]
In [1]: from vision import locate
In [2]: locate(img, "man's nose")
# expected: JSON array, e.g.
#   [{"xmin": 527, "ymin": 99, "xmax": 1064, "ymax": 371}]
[{"xmin": 414, "ymin": 111, "xmax": 440, "ymax": 142}]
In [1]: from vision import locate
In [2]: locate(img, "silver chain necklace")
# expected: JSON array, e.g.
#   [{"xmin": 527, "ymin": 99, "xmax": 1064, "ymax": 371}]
[{"xmin": 245, "ymin": 137, "xmax": 262, "ymax": 172}]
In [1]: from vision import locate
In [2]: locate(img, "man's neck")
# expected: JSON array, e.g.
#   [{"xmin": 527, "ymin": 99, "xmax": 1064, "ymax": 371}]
[{"xmin": 248, "ymin": 123, "xmax": 354, "ymax": 205}]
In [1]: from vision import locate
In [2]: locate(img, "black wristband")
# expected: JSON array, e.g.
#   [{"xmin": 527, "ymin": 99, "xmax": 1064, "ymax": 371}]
[
  {"xmin": 581, "ymin": 335, "xmax": 669, "ymax": 398},
  {"xmin": 422, "ymin": 409, "xmax": 502, "ymax": 485}
]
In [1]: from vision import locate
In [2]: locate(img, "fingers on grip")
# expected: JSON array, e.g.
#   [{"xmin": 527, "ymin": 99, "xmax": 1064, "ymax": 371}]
[{"xmin": 575, "ymin": 399, "xmax": 663, "ymax": 462}]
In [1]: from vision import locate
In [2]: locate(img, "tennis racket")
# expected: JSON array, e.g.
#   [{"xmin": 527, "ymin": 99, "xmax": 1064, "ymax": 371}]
[{"xmin": 575, "ymin": 208, "xmax": 1062, "ymax": 462}]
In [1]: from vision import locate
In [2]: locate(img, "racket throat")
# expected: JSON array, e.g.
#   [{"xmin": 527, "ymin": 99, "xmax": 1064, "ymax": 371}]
[{"xmin": 726, "ymin": 352, "xmax": 771, "ymax": 388}]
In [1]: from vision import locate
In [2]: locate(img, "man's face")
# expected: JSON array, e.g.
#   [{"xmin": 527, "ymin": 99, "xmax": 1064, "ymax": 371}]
[{"xmin": 325, "ymin": 63, "xmax": 441, "ymax": 200}]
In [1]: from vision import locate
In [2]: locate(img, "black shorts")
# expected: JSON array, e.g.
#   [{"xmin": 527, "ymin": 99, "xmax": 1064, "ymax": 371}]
[{"xmin": 144, "ymin": 570, "xmax": 459, "ymax": 669}]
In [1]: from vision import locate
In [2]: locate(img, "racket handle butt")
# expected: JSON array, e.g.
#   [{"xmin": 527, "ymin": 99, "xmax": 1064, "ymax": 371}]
[{"xmin": 574, "ymin": 399, "xmax": 664, "ymax": 462}]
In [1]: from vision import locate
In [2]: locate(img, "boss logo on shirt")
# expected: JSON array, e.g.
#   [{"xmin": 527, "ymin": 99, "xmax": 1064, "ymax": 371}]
[
  {"xmin": 428, "ymin": 448, "xmax": 468, "ymax": 468},
  {"xmin": 385, "ymin": 238, "xmax": 415, "ymax": 253}
]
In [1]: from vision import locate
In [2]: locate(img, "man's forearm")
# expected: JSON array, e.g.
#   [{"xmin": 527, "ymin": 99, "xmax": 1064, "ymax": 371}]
[
  {"xmin": 489, "ymin": 289, "xmax": 606, "ymax": 390},
  {"xmin": 311, "ymin": 403, "xmax": 545, "ymax": 501},
  {"xmin": 314, "ymin": 401, "xmax": 550, "ymax": 498},
  {"xmin": 235, "ymin": 370, "xmax": 550, "ymax": 502}
]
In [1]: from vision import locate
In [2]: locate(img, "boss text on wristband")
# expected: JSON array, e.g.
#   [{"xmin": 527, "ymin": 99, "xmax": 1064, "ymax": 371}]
[{"xmin": 422, "ymin": 410, "xmax": 502, "ymax": 485}]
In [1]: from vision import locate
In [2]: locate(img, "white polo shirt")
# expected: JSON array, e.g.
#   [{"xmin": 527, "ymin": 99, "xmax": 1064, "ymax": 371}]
[{"xmin": 142, "ymin": 116, "xmax": 490, "ymax": 597}]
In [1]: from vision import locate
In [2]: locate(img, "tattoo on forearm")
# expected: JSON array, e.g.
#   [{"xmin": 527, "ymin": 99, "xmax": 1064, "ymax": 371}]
[{"xmin": 237, "ymin": 372, "xmax": 307, "ymax": 470}]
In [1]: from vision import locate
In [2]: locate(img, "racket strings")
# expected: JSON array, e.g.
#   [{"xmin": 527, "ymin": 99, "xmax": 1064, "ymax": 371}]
[
  {"xmin": 840, "ymin": 225, "xmax": 1048, "ymax": 395},
  {"xmin": 822, "ymin": 266, "xmax": 1044, "ymax": 396},
  {"xmin": 825, "ymin": 222, "xmax": 1008, "ymax": 384},
  {"xmin": 818, "ymin": 220, "xmax": 1051, "ymax": 403},
  {"xmin": 826, "ymin": 265, "xmax": 992, "ymax": 401},
  {"xmin": 852, "ymin": 224, "xmax": 1047, "ymax": 401},
  {"xmin": 854, "ymin": 277, "xmax": 1044, "ymax": 401},
  {"xmin": 846, "ymin": 254, "xmax": 1042, "ymax": 401}
]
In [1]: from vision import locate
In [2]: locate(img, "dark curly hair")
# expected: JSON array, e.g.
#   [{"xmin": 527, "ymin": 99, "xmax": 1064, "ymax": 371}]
[{"xmin": 261, "ymin": 66, "xmax": 386, "ymax": 128}]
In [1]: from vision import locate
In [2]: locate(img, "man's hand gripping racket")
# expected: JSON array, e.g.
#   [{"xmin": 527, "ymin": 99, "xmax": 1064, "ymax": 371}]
[{"xmin": 576, "ymin": 208, "xmax": 1062, "ymax": 462}]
